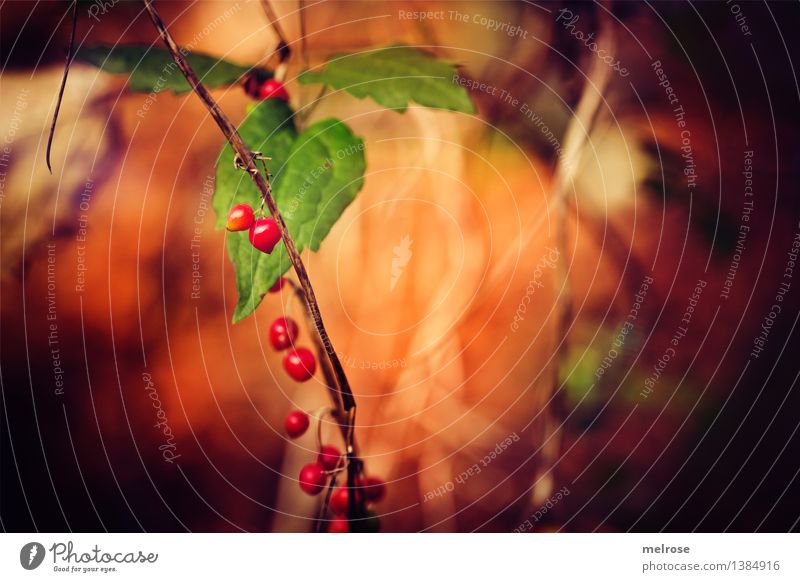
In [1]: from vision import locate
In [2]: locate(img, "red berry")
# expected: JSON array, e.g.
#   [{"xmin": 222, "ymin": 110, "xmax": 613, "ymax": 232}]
[
  {"xmin": 258, "ymin": 78, "xmax": 289, "ymax": 101},
  {"xmin": 330, "ymin": 486, "xmax": 363, "ymax": 515},
  {"xmin": 226, "ymin": 203, "xmax": 254, "ymax": 232},
  {"xmin": 269, "ymin": 317, "xmax": 299, "ymax": 351},
  {"xmin": 327, "ymin": 518, "xmax": 349, "ymax": 533},
  {"xmin": 284, "ymin": 410, "xmax": 309, "ymax": 438},
  {"xmin": 269, "ymin": 277, "xmax": 287, "ymax": 293},
  {"xmin": 283, "ymin": 347, "xmax": 316, "ymax": 382},
  {"xmin": 360, "ymin": 476, "xmax": 386, "ymax": 502},
  {"xmin": 317, "ymin": 445, "xmax": 341, "ymax": 471},
  {"xmin": 298, "ymin": 462, "xmax": 327, "ymax": 495},
  {"xmin": 330, "ymin": 488, "xmax": 349, "ymax": 514},
  {"xmin": 248, "ymin": 217, "xmax": 281, "ymax": 254}
]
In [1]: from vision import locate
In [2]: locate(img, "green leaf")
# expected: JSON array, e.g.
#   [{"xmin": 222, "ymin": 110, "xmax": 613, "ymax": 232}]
[
  {"xmin": 298, "ymin": 45, "xmax": 475, "ymax": 114},
  {"xmin": 213, "ymin": 99, "xmax": 298, "ymax": 229},
  {"xmin": 76, "ymin": 44, "xmax": 256, "ymax": 94},
  {"xmin": 274, "ymin": 119, "xmax": 365, "ymax": 252},
  {"xmin": 213, "ymin": 101, "xmax": 365, "ymax": 322}
]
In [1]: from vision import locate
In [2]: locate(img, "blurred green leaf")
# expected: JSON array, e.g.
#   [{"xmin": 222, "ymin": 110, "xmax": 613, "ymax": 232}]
[
  {"xmin": 76, "ymin": 44, "xmax": 257, "ymax": 94},
  {"xmin": 561, "ymin": 346, "xmax": 602, "ymax": 407},
  {"xmin": 299, "ymin": 45, "xmax": 475, "ymax": 114}
]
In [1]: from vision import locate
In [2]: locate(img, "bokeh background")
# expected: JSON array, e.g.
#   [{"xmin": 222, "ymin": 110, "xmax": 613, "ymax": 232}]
[{"xmin": 2, "ymin": 0, "xmax": 800, "ymax": 532}]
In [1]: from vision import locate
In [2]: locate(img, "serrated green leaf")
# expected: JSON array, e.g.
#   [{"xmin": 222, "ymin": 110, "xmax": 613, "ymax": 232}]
[
  {"xmin": 298, "ymin": 45, "xmax": 474, "ymax": 114},
  {"xmin": 213, "ymin": 102, "xmax": 365, "ymax": 323},
  {"xmin": 76, "ymin": 44, "xmax": 256, "ymax": 94},
  {"xmin": 275, "ymin": 119, "xmax": 365, "ymax": 253}
]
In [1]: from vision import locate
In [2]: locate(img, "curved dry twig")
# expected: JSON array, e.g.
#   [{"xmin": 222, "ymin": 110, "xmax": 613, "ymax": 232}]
[{"xmin": 46, "ymin": 0, "xmax": 78, "ymax": 174}]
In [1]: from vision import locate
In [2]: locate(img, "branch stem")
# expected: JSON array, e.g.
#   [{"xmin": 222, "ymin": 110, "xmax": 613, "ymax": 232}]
[
  {"xmin": 286, "ymin": 279, "xmax": 364, "ymax": 523},
  {"xmin": 142, "ymin": 0, "xmax": 364, "ymax": 526},
  {"xmin": 260, "ymin": 0, "xmax": 291, "ymax": 64}
]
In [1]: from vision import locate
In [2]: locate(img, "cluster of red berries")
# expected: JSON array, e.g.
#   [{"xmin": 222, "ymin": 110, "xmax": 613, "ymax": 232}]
[
  {"xmin": 326, "ymin": 477, "xmax": 385, "ymax": 534},
  {"xmin": 236, "ymin": 73, "xmax": 384, "ymax": 532},
  {"xmin": 226, "ymin": 203, "xmax": 282, "ymax": 254},
  {"xmin": 284, "ymin": 409, "xmax": 386, "ymax": 533},
  {"xmin": 269, "ymin": 314, "xmax": 317, "ymax": 382},
  {"xmin": 224, "ymin": 75, "xmax": 291, "ymax": 253}
]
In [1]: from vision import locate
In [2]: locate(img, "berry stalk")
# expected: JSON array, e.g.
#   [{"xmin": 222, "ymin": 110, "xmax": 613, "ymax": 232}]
[{"xmin": 285, "ymin": 279, "xmax": 367, "ymax": 524}]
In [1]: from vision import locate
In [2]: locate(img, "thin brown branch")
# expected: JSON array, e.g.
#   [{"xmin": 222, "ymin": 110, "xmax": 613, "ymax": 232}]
[
  {"xmin": 142, "ymin": 0, "xmax": 366, "ymax": 528},
  {"xmin": 46, "ymin": 0, "xmax": 78, "ymax": 174},
  {"xmin": 551, "ymin": 14, "xmax": 614, "ymax": 376},
  {"xmin": 298, "ymin": 0, "xmax": 309, "ymax": 73},
  {"xmin": 287, "ymin": 279, "xmax": 366, "ymax": 524},
  {"xmin": 314, "ymin": 473, "xmax": 339, "ymax": 533},
  {"xmin": 288, "ymin": 280, "xmax": 344, "ymax": 414},
  {"xmin": 260, "ymin": 0, "xmax": 291, "ymax": 64}
]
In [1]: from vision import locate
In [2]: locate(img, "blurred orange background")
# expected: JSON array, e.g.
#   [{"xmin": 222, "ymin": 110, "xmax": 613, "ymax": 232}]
[{"xmin": 2, "ymin": 0, "xmax": 800, "ymax": 532}]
